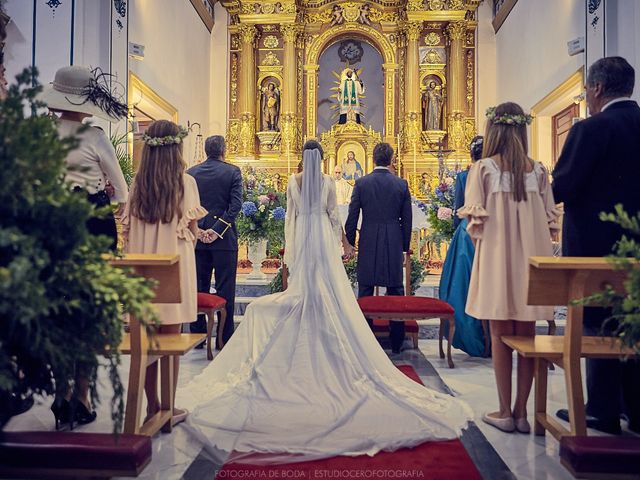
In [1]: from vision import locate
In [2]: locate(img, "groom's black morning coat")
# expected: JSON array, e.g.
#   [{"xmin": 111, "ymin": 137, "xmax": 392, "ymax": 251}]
[{"xmin": 345, "ymin": 168, "xmax": 412, "ymax": 288}]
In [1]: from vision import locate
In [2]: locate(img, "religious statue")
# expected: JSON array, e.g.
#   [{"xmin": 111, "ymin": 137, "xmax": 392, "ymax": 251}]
[
  {"xmin": 338, "ymin": 68, "xmax": 365, "ymax": 124},
  {"xmin": 330, "ymin": 5, "xmax": 345, "ymax": 26},
  {"xmin": 358, "ymin": 4, "xmax": 372, "ymax": 25},
  {"xmin": 333, "ymin": 165, "xmax": 354, "ymax": 204},
  {"xmin": 261, "ymin": 82, "xmax": 281, "ymax": 131},
  {"xmin": 341, "ymin": 151, "xmax": 364, "ymax": 182},
  {"xmin": 422, "ymin": 81, "xmax": 444, "ymax": 131}
]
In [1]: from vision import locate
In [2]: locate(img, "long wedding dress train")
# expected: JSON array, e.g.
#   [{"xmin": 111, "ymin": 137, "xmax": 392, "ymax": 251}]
[{"xmin": 178, "ymin": 149, "xmax": 472, "ymax": 463}]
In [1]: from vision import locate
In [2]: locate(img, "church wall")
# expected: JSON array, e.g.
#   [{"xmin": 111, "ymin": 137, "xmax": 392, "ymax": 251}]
[
  {"xmin": 129, "ymin": 0, "xmax": 211, "ymax": 166},
  {"xmin": 492, "ymin": 0, "xmax": 585, "ymax": 112},
  {"xmin": 475, "ymin": 0, "xmax": 497, "ymax": 136},
  {"xmin": 208, "ymin": 2, "xmax": 229, "ymax": 136},
  {"xmin": 606, "ymin": 0, "xmax": 640, "ymax": 104}
]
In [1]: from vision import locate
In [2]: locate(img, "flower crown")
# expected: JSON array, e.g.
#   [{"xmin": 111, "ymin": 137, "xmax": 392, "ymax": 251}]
[
  {"xmin": 486, "ymin": 107, "xmax": 533, "ymax": 126},
  {"xmin": 142, "ymin": 127, "xmax": 189, "ymax": 147}
]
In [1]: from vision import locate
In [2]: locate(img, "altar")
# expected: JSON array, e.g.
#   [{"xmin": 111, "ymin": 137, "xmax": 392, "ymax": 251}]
[{"xmin": 221, "ymin": 0, "xmax": 482, "ymax": 198}]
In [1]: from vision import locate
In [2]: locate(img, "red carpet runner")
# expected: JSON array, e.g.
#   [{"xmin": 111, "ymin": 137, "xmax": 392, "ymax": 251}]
[{"xmin": 216, "ymin": 365, "xmax": 481, "ymax": 480}]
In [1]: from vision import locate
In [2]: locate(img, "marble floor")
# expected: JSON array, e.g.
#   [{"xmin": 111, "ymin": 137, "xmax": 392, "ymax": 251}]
[{"xmin": 6, "ymin": 338, "xmax": 637, "ymax": 480}]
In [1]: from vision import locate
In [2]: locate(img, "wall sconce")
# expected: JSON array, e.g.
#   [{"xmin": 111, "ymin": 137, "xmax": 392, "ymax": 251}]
[
  {"xmin": 188, "ymin": 121, "xmax": 205, "ymax": 164},
  {"xmin": 573, "ymin": 92, "xmax": 586, "ymax": 104}
]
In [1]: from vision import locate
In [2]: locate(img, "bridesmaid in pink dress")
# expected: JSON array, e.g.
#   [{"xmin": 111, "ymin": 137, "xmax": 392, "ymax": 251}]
[
  {"xmin": 122, "ymin": 120, "xmax": 207, "ymax": 425},
  {"xmin": 458, "ymin": 102, "xmax": 560, "ymax": 434}
]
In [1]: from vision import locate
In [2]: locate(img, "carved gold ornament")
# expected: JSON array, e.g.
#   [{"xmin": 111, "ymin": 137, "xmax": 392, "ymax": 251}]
[
  {"xmin": 448, "ymin": 0, "xmax": 464, "ymax": 10},
  {"xmin": 424, "ymin": 49, "xmax": 443, "ymax": 64},
  {"xmin": 428, "ymin": 0, "xmax": 445, "ymax": 10},
  {"xmin": 425, "ymin": 32, "xmax": 441, "ymax": 46},
  {"xmin": 262, "ymin": 3, "xmax": 276, "ymax": 14},
  {"xmin": 262, "ymin": 51, "xmax": 281, "ymax": 65},
  {"xmin": 263, "ymin": 35, "xmax": 280, "ymax": 48},
  {"xmin": 446, "ymin": 21, "xmax": 466, "ymax": 41}
]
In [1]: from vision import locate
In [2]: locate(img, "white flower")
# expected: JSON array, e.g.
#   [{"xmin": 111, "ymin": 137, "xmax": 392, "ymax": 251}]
[{"xmin": 259, "ymin": 204, "xmax": 266, "ymax": 212}]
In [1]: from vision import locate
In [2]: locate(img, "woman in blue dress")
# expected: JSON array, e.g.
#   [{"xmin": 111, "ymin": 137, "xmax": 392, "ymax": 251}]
[{"xmin": 439, "ymin": 136, "xmax": 490, "ymax": 357}]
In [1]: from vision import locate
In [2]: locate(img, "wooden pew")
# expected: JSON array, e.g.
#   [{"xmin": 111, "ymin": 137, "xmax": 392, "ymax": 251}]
[
  {"xmin": 502, "ymin": 257, "xmax": 637, "ymax": 440},
  {"xmin": 110, "ymin": 254, "xmax": 206, "ymax": 436}
]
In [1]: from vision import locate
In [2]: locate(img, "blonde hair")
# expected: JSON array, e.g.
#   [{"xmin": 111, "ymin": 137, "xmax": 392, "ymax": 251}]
[
  {"xmin": 130, "ymin": 120, "xmax": 186, "ymax": 223},
  {"xmin": 482, "ymin": 102, "xmax": 533, "ymax": 202}
]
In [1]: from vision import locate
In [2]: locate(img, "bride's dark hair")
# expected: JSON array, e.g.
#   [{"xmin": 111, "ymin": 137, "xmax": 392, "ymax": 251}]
[{"xmin": 302, "ymin": 139, "xmax": 324, "ymax": 158}]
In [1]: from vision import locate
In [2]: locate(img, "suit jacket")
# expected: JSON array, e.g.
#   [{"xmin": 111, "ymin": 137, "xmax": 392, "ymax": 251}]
[
  {"xmin": 187, "ymin": 157, "xmax": 243, "ymax": 252},
  {"xmin": 345, "ymin": 168, "xmax": 412, "ymax": 287},
  {"xmin": 552, "ymin": 100, "xmax": 640, "ymax": 256}
]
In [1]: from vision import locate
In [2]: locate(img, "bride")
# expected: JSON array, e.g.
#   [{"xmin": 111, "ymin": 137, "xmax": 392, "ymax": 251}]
[{"xmin": 179, "ymin": 141, "xmax": 472, "ymax": 463}]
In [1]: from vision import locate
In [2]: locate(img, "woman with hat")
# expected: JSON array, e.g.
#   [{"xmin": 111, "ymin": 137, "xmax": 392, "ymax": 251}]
[
  {"xmin": 39, "ymin": 65, "xmax": 128, "ymax": 251},
  {"xmin": 40, "ymin": 65, "xmax": 128, "ymax": 428}
]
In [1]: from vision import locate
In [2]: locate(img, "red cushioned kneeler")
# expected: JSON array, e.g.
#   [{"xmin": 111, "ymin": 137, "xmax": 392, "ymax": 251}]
[
  {"xmin": 0, "ymin": 431, "xmax": 152, "ymax": 478},
  {"xmin": 560, "ymin": 436, "xmax": 640, "ymax": 478}
]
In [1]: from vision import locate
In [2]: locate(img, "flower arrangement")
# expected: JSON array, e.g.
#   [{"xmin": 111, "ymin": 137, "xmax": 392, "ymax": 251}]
[
  {"xmin": 424, "ymin": 169, "xmax": 458, "ymax": 248},
  {"xmin": 486, "ymin": 106, "xmax": 533, "ymax": 126},
  {"xmin": 270, "ymin": 255, "xmax": 427, "ymax": 295},
  {"xmin": 237, "ymin": 167, "xmax": 287, "ymax": 252}
]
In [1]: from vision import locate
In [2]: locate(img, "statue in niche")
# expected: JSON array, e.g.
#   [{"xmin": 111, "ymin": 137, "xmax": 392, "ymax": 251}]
[
  {"xmin": 422, "ymin": 80, "xmax": 444, "ymax": 131},
  {"xmin": 261, "ymin": 82, "xmax": 281, "ymax": 131},
  {"xmin": 338, "ymin": 68, "xmax": 365, "ymax": 124},
  {"xmin": 330, "ymin": 5, "xmax": 345, "ymax": 26}
]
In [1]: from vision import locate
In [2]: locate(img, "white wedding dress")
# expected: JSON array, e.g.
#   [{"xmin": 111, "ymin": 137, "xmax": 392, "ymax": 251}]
[{"xmin": 178, "ymin": 149, "xmax": 472, "ymax": 464}]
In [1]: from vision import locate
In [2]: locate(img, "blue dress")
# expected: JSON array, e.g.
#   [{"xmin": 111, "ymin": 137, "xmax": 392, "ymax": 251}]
[{"xmin": 439, "ymin": 171, "xmax": 488, "ymax": 357}]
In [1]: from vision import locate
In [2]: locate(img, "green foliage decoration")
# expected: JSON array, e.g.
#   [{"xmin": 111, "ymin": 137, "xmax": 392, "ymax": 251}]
[
  {"xmin": 0, "ymin": 68, "xmax": 156, "ymax": 431},
  {"xmin": 110, "ymin": 131, "xmax": 134, "ymax": 187},
  {"xmin": 576, "ymin": 205, "xmax": 640, "ymax": 355}
]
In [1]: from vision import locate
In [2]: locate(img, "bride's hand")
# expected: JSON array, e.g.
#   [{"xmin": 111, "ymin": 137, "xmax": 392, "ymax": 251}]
[{"xmin": 343, "ymin": 243, "xmax": 355, "ymax": 259}]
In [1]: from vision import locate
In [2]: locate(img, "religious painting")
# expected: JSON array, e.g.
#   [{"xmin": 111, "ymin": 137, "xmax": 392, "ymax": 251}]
[{"xmin": 337, "ymin": 142, "xmax": 366, "ymax": 182}]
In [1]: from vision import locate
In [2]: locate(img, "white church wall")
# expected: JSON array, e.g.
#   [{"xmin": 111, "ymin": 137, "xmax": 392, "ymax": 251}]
[
  {"xmin": 128, "ymin": 0, "xmax": 212, "ymax": 166},
  {"xmin": 493, "ymin": 0, "xmax": 585, "ymax": 112},
  {"xmin": 475, "ymin": 0, "xmax": 497, "ymax": 136},
  {"xmin": 208, "ymin": 2, "xmax": 229, "ymax": 137},
  {"xmin": 605, "ymin": 0, "xmax": 640, "ymax": 104}
]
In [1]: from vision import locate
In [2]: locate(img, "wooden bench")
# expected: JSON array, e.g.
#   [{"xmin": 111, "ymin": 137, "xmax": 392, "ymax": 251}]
[
  {"xmin": 110, "ymin": 254, "xmax": 206, "ymax": 436},
  {"xmin": 502, "ymin": 257, "xmax": 637, "ymax": 441}
]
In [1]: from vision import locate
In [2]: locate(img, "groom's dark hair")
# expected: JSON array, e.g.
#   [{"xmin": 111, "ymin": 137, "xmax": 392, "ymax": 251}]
[
  {"xmin": 302, "ymin": 139, "xmax": 324, "ymax": 158},
  {"xmin": 373, "ymin": 142, "xmax": 394, "ymax": 166}
]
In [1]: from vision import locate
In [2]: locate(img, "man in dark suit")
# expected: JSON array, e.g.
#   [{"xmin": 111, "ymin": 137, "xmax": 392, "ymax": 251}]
[
  {"xmin": 552, "ymin": 56, "xmax": 640, "ymax": 434},
  {"xmin": 188, "ymin": 136, "xmax": 243, "ymax": 349},
  {"xmin": 345, "ymin": 142, "xmax": 412, "ymax": 354}
]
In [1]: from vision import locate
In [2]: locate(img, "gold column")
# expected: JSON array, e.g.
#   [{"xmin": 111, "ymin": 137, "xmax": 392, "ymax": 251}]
[
  {"xmin": 304, "ymin": 64, "xmax": 319, "ymax": 139},
  {"xmin": 238, "ymin": 24, "xmax": 258, "ymax": 157},
  {"xmin": 280, "ymin": 24, "xmax": 301, "ymax": 156},
  {"xmin": 403, "ymin": 22, "xmax": 422, "ymax": 157},
  {"xmin": 446, "ymin": 21, "xmax": 467, "ymax": 153},
  {"xmin": 382, "ymin": 63, "xmax": 399, "ymax": 145}
]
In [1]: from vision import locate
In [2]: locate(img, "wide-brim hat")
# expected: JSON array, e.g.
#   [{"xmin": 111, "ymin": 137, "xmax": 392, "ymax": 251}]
[{"xmin": 38, "ymin": 65, "xmax": 127, "ymax": 123}]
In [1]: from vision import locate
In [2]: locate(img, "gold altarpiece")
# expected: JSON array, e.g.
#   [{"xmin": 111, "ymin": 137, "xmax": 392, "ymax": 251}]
[{"xmin": 221, "ymin": 0, "xmax": 482, "ymax": 197}]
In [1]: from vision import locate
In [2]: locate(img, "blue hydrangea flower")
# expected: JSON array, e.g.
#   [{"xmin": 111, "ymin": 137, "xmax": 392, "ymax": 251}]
[
  {"xmin": 242, "ymin": 201, "xmax": 257, "ymax": 216},
  {"xmin": 272, "ymin": 206, "xmax": 286, "ymax": 220}
]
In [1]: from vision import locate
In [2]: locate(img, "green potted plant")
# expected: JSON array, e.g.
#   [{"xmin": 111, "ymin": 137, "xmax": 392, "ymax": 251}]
[
  {"xmin": 580, "ymin": 205, "xmax": 640, "ymax": 354},
  {"xmin": 0, "ymin": 69, "xmax": 156, "ymax": 431}
]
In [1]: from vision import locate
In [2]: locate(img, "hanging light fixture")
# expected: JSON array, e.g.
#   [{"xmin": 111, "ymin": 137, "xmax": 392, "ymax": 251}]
[{"xmin": 188, "ymin": 121, "xmax": 205, "ymax": 164}]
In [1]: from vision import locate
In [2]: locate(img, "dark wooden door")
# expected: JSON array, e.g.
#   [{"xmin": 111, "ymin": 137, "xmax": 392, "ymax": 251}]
[{"xmin": 552, "ymin": 103, "xmax": 580, "ymax": 166}]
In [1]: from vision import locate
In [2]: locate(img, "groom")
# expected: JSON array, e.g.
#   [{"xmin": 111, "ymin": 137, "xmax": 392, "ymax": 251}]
[{"xmin": 345, "ymin": 143, "xmax": 413, "ymax": 353}]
